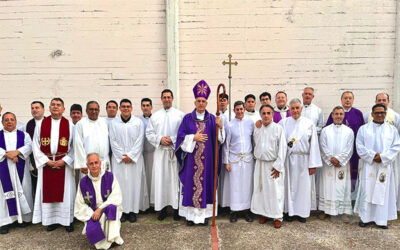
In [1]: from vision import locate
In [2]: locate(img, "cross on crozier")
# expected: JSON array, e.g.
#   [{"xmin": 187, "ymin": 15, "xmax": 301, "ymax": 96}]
[{"xmin": 222, "ymin": 54, "xmax": 238, "ymax": 79}]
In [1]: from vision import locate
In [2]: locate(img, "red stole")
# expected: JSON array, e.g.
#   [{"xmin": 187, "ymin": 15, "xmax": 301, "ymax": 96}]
[{"xmin": 40, "ymin": 116, "xmax": 70, "ymax": 203}]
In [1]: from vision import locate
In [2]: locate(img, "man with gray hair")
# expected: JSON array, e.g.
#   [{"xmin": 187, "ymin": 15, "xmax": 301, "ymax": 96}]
[
  {"xmin": 74, "ymin": 101, "xmax": 110, "ymax": 178},
  {"xmin": 74, "ymin": 152, "xmax": 123, "ymax": 249},
  {"xmin": 301, "ymin": 87, "xmax": 324, "ymax": 134},
  {"xmin": 279, "ymin": 98, "xmax": 322, "ymax": 223}
]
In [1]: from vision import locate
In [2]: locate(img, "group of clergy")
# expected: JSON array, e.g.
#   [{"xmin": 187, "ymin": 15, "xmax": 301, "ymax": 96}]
[
  {"xmin": 0, "ymin": 80, "xmax": 399, "ymax": 249},
  {"xmin": 220, "ymin": 89, "xmax": 400, "ymax": 230}
]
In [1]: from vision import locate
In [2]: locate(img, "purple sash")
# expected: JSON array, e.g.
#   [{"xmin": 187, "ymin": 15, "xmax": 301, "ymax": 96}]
[
  {"xmin": 79, "ymin": 171, "xmax": 115, "ymax": 245},
  {"xmin": 0, "ymin": 130, "xmax": 25, "ymax": 216},
  {"xmin": 273, "ymin": 109, "xmax": 291, "ymax": 123}
]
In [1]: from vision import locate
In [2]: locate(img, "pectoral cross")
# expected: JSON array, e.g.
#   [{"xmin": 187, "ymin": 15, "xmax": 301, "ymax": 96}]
[
  {"xmin": 222, "ymin": 54, "xmax": 238, "ymax": 121},
  {"xmin": 104, "ymin": 189, "xmax": 111, "ymax": 199}
]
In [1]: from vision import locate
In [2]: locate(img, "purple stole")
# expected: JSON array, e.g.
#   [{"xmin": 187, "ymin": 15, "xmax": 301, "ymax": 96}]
[
  {"xmin": 79, "ymin": 171, "xmax": 116, "ymax": 245},
  {"xmin": 0, "ymin": 130, "xmax": 25, "ymax": 216},
  {"xmin": 273, "ymin": 109, "xmax": 291, "ymax": 123}
]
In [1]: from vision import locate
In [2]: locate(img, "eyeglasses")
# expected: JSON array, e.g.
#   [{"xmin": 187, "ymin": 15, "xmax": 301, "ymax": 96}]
[
  {"xmin": 88, "ymin": 108, "xmax": 99, "ymax": 112},
  {"xmin": 373, "ymin": 112, "xmax": 386, "ymax": 115}
]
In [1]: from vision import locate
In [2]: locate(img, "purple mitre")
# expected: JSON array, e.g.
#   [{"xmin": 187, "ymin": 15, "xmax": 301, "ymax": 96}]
[{"xmin": 193, "ymin": 80, "xmax": 211, "ymax": 100}]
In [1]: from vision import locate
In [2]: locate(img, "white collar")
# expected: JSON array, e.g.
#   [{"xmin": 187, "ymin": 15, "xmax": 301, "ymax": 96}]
[{"xmin": 88, "ymin": 169, "xmax": 104, "ymax": 182}]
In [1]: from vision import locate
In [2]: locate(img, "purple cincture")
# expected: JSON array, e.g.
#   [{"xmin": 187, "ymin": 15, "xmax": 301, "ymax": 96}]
[
  {"xmin": 326, "ymin": 107, "xmax": 364, "ymax": 192},
  {"xmin": 0, "ymin": 130, "xmax": 25, "ymax": 216},
  {"xmin": 175, "ymin": 109, "xmax": 221, "ymax": 209},
  {"xmin": 79, "ymin": 171, "xmax": 115, "ymax": 245}
]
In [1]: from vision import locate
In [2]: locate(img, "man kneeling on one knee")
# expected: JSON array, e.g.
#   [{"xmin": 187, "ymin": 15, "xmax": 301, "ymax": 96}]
[{"xmin": 75, "ymin": 153, "xmax": 123, "ymax": 249}]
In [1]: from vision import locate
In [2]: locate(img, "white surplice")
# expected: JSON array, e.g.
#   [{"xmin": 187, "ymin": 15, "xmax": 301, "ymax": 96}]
[
  {"xmin": 0, "ymin": 130, "xmax": 33, "ymax": 227},
  {"xmin": 178, "ymin": 111, "xmax": 225, "ymax": 224},
  {"xmin": 318, "ymin": 124, "xmax": 354, "ymax": 215},
  {"xmin": 74, "ymin": 170, "xmax": 123, "ymax": 250},
  {"xmin": 279, "ymin": 116, "xmax": 322, "ymax": 218},
  {"xmin": 109, "ymin": 115, "xmax": 149, "ymax": 213},
  {"xmin": 146, "ymin": 107, "xmax": 184, "ymax": 211},
  {"xmin": 32, "ymin": 118, "xmax": 75, "ymax": 226},
  {"xmin": 354, "ymin": 121, "xmax": 400, "ymax": 226},
  {"xmin": 250, "ymin": 122, "xmax": 287, "ymax": 220},
  {"xmin": 139, "ymin": 115, "xmax": 155, "ymax": 204},
  {"xmin": 221, "ymin": 118, "xmax": 254, "ymax": 211},
  {"xmin": 74, "ymin": 117, "xmax": 110, "ymax": 176},
  {"xmin": 244, "ymin": 110, "xmax": 260, "ymax": 123},
  {"xmin": 301, "ymin": 103, "xmax": 324, "ymax": 134}
]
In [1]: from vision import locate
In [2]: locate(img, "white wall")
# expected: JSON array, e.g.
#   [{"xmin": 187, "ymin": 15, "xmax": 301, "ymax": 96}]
[
  {"xmin": 179, "ymin": 0, "xmax": 396, "ymax": 117},
  {"xmin": 0, "ymin": 0, "xmax": 167, "ymax": 122},
  {"xmin": 0, "ymin": 0, "xmax": 397, "ymax": 122}
]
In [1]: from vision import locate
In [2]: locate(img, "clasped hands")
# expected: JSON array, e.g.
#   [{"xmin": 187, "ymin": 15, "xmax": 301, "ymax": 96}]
[
  {"xmin": 330, "ymin": 157, "xmax": 341, "ymax": 168},
  {"xmin": 160, "ymin": 136, "xmax": 173, "ymax": 146},
  {"xmin": 122, "ymin": 154, "xmax": 133, "ymax": 163},
  {"xmin": 46, "ymin": 159, "xmax": 65, "ymax": 169},
  {"xmin": 5, "ymin": 150, "xmax": 20, "ymax": 163},
  {"xmin": 373, "ymin": 153, "xmax": 382, "ymax": 163}
]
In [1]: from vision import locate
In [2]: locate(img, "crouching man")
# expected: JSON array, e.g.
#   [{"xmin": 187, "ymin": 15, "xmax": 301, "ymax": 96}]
[{"xmin": 75, "ymin": 153, "xmax": 123, "ymax": 249}]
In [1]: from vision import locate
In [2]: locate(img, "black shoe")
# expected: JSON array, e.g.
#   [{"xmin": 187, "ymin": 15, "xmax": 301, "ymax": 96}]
[
  {"xmin": 297, "ymin": 216, "xmax": 306, "ymax": 223},
  {"xmin": 145, "ymin": 207, "xmax": 155, "ymax": 214},
  {"xmin": 377, "ymin": 224, "xmax": 388, "ymax": 229},
  {"xmin": 359, "ymin": 221, "xmax": 368, "ymax": 227},
  {"xmin": 186, "ymin": 220, "xmax": 194, "ymax": 226},
  {"xmin": 120, "ymin": 213, "xmax": 128, "ymax": 223},
  {"xmin": 203, "ymin": 218, "xmax": 209, "ymax": 226},
  {"xmin": 157, "ymin": 208, "xmax": 167, "ymax": 221},
  {"xmin": 110, "ymin": 242, "xmax": 119, "ymax": 248},
  {"xmin": 0, "ymin": 226, "xmax": 9, "ymax": 234},
  {"xmin": 129, "ymin": 213, "xmax": 137, "ymax": 223},
  {"xmin": 229, "ymin": 212, "xmax": 238, "ymax": 223},
  {"xmin": 244, "ymin": 210, "xmax": 253, "ymax": 222},
  {"xmin": 65, "ymin": 224, "xmax": 74, "ymax": 232},
  {"xmin": 46, "ymin": 224, "xmax": 58, "ymax": 232},
  {"xmin": 173, "ymin": 209, "xmax": 181, "ymax": 221},
  {"xmin": 18, "ymin": 222, "xmax": 29, "ymax": 228},
  {"xmin": 283, "ymin": 214, "xmax": 293, "ymax": 222}
]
